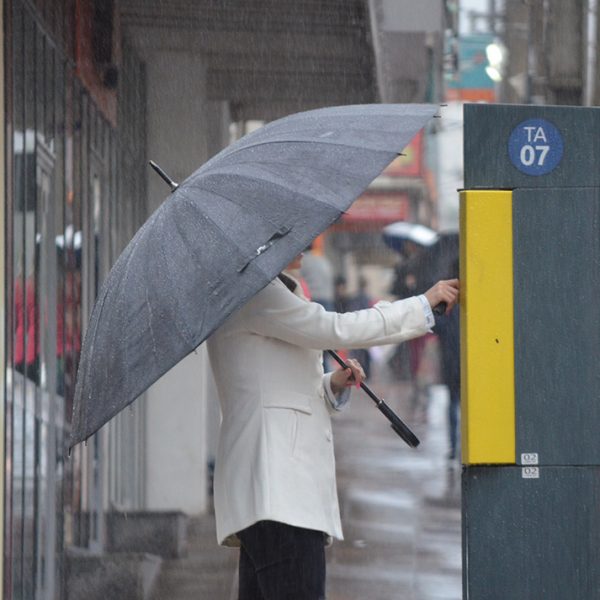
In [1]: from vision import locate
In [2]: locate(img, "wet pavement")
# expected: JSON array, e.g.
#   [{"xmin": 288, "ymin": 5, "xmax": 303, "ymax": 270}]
[
  {"xmin": 151, "ymin": 361, "xmax": 462, "ymax": 600},
  {"xmin": 327, "ymin": 369, "xmax": 462, "ymax": 600}
]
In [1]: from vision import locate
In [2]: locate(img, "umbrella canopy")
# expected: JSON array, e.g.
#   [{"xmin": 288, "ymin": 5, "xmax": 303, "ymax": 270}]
[
  {"xmin": 71, "ymin": 103, "xmax": 437, "ymax": 447},
  {"xmin": 382, "ymin": 221, "xmax": 439, "ymax": 253}
]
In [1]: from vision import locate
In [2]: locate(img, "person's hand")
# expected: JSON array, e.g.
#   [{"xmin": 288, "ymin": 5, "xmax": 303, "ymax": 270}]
[
  {"xmin": 424, "ymin": 279, "xmax": 460, "ymax": 315},
  {"xmin": 330, "ymin": 358, "xmax": 365, "ymax": 395}
]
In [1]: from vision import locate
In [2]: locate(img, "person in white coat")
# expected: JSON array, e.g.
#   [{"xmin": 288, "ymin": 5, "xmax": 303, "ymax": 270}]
[{"xmin": 207, "ymin": 254, "xmax": 459, "ymax": 600}]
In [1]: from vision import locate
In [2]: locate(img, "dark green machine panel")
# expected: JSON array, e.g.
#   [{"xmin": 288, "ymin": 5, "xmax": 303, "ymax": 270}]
[
  {"xmin": 464, "ymin": 103, "xmax": 600, "ymax": 189},
  {"xmin": 463, "ymin": 104, "xmax": 600, "ymax": 600},
  {"xmin": 463, "ymin": 467, "xmax": 600, "ymax": 600},
  {"xmin": 513, "ymin": 188, "xmax": 600, "ymax": 466}
]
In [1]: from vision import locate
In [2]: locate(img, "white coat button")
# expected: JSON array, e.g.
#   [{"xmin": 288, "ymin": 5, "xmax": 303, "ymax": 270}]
[{"xmin": 325, "ymin": 429, "xmax": 332, "ymax": 442}]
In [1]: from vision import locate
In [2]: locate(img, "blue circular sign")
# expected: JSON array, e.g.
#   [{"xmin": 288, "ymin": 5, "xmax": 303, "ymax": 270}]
[{"xmin": 507, "ymin": 118, "xmax": 564, "ymax": 176}]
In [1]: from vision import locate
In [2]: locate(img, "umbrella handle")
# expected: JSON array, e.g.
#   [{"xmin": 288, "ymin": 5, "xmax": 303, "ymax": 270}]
[
  {"xmin": 433, "ymin": 302, "xmax": 447, "ymax": 316},
  {"xmin": 326, "ymin": 350, "xmax": 420, "ymax": 448}
]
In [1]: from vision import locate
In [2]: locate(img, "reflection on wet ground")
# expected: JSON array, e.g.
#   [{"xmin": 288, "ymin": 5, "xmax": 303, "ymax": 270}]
[
  {"xmin": 150, "ymin": 364, "xmax": 462, "ymax": 600},
  {"xmin": 328, "ymin": 369, "xmax": 461, "ymax": 600}
]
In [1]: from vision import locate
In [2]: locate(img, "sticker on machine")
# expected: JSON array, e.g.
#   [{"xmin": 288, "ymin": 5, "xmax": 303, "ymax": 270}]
[
  {"xmin": 508, "ymin": 118, "xmax": 564, "ymax": 176},
  {"xmin": 522, "ymin": 466, "xmax": 540, "ymax": 479},
  {"xmin": 521, "ymin": 452, "xmax": 539, "ymax": 465}
]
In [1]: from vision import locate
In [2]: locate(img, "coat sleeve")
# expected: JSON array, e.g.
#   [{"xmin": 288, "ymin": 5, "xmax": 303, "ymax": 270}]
[
  {"xmin": 322, "ymin": 372, "xmax": 351, "ymax": 414},
  {"xmin": 242, "ymin": 279, "xmax": 429, "ymax": 350}
]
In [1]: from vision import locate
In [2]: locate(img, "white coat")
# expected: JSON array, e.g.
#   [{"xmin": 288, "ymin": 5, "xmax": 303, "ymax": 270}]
[{"xmin": 207, "ymin": 276, "xmax": 430, "ymax": 546}]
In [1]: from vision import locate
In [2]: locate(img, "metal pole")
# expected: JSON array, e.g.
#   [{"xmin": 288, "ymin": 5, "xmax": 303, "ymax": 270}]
[
  {"xmin": 585, "ymin": 0, "xmax": 598, "ymax": 106},
  {"xmin": 0, "ymin": 0, "xmax": 5, "ymax": 594},
  {"xmin": 526, "ymin": 0, "xmax": 533, "ymax": 103}
]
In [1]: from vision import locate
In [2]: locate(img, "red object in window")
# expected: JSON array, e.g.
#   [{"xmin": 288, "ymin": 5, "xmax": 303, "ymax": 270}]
[{"xmin": 14, "ymin": 277, "xmax": 38, "ymax": 366}]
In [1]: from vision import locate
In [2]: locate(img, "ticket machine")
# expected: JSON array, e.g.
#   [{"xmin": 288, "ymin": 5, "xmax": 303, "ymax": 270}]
[{"xmin": 461, "ymin": 104, "xmax": 600, "ymax": 599}]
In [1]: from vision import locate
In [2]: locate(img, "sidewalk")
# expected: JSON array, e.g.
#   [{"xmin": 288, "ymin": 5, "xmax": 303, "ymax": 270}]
[
  {"xmin": 327, "ymin": 371, "xmax": 462, "ymax": 600},
  {"xmin": 151, "ymin": 366, "xmax": 462, "ymax": 600}
]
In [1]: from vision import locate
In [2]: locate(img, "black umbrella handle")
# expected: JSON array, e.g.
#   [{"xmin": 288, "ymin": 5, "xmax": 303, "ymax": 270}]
[
  {"xmin": 433, "ymin": 302, "xmax": 447, "ymax": 316},
  {"xmin": 326, "ymin": 350, "xmax": 420, "ymax": 448}
]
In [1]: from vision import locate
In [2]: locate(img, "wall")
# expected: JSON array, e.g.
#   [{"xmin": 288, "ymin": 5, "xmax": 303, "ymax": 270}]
[
  {"xmin": 369, "ymin": 0, "xmax": 444, "ymax": 102},
  {"xmin": 143, "ymin": 52, "xmax": 230, "ymax": 513}
]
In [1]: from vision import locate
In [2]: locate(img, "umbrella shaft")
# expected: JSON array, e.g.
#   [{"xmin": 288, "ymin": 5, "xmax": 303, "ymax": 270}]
[
  {"xmin": 325, "ymin": 349, "xmax": 420, "ymax": 447},
  {"xmin": 325, "ymin": 350, "xmax": 378, "ymax": 406}
]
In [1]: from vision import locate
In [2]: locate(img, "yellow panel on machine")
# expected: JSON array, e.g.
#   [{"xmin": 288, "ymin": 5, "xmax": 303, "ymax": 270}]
[{"xmin": 460, "ymin": 190, "xmax": 515, "ymax": 464}]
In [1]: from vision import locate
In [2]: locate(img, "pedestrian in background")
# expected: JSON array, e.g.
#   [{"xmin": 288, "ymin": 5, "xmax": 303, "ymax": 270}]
[
  {"xmin": 433, "ymin": 257, "xmax": 461, "ymax": 460},
  {"xmin": 332, "ymin": 275, "xmax": 352, "ymax": 365},
  {"xmin": 300, "ymin": 243, "xmax": 336, "ymax": 371},
  {"xmin": 348, "ymin": 275, "xmax": 374, "ymax": 379},
  {"xmin": 435, "ymin": 308, "xmax": 460, "ymax": 460},
  {"xmin": 300, "ymin": 242, "xmax": 335, "ymax": 311},
  {"xmin": 390, "ymin": 256, "xmax": 434, "ymax": 419},
  {"xmin": 333, "ymin": 274, "xmax": 351, "ymax": 313}
]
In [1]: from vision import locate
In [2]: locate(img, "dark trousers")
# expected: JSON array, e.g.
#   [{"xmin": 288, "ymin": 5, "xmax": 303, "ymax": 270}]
[{"xmin": 238, "ymin": 521, "xmax": 326, "ymax": 600}]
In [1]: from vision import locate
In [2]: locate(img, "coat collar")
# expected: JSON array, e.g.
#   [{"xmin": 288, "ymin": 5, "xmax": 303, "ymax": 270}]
[{"xmin": 279, "ymin": 271, "xmax": 308, "ymax": 300}]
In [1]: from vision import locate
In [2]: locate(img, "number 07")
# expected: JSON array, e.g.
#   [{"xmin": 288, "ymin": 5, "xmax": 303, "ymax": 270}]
[
  {"xmin": 520, "ymin": 144, "xmax": 550, "ymax": 166},
  {"xmin": 536, "ymin": 145, "xmax": 550, "ymax": 165}
]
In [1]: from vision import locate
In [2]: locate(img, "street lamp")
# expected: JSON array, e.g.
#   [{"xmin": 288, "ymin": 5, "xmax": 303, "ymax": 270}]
[{"xmin": 485, "ymin": 40, "xmax": 506, "ymax": 82}]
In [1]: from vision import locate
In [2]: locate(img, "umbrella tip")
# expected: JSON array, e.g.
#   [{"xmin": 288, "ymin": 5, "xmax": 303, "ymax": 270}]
[{"xmin": 148, "ymin": 160, "xmax": 180, "ymax": 192}]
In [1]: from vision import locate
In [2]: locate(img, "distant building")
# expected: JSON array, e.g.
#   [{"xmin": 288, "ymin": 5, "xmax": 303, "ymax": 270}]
[
  {"xmin": 500, "ymin": 0, "xmax": 598, "ymax": 106},
  {"xmin": 328, "ymin": 0, "xmax": 448, "ymax": 274},
  {"xmin": 446, "ymin": 33, "xmax": 497, "ymax": 103}
]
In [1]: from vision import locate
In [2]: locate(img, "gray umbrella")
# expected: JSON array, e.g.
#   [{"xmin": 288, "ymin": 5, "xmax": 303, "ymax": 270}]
[{"xmin": 71, "ymin": 103, "xmax": 437, "ymax": 447}]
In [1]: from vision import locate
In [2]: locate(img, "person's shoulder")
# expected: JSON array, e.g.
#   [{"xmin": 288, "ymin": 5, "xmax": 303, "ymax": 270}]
[
  {"xmin": 245, "ymin": 277, "xmax": 296, "ymax": 311},
  {"xmin": 254, "ymin": 277, "xmax": 285, "ymax": 298}
]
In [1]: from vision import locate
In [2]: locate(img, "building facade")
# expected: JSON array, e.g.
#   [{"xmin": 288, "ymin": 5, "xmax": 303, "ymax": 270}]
[
  {"xmin": 499, "ymin": 0, "xmax": 600, "ymax": 106},
  {"xmin": 3, "ymin": 1, "xmax": 147, "ymax": 597}
]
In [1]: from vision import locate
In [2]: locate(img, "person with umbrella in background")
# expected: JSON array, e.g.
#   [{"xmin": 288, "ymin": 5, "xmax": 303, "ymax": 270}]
[
  {"xmin": 389, "ymin": 237, "xmax": 435, "ymax": 418},
  {"xmin": 207, "ymin": 250, "xmax": 458, "ymax": 599},
  {"xmin": 385, "ymin": 224, "xmax": 461, "ymax": 457},
  {"xmin": 406, "ymin": 232, "xmax": 461, "ymax": 460}
]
